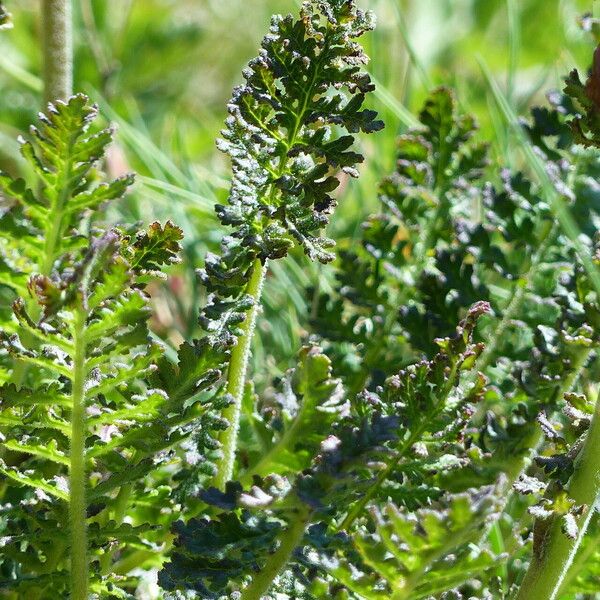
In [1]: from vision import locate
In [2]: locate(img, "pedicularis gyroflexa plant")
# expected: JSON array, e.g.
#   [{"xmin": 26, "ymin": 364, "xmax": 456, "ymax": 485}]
[{"xmin": 1, "ymin": 1, "xmax": 600, "ymax": 599}]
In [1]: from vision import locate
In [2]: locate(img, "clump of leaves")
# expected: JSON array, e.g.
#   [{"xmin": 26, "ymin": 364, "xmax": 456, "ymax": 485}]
[
  {"xmin": 160, "ymin": 25, "xmax": 600, "ymax": 600},
  {"xmin": 160, "ymin": 304, "xmax": 495, "ymax": 598},
  {"xmin": 0, "ymin": 97, "xmax": 227, "ymax": 598},
  {"xmin": 1, "ymin": 0, "xmax": 385, "ymax": 596},
  {"xmin": 2, "ymin": 1, "xmax": 600, "ymax": 600}
]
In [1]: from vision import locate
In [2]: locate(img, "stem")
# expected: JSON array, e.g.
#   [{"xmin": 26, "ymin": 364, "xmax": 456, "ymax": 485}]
[
  {"xmin": 515, "ymin": 390, "xmax": 600, "ymax": 600},
  {"xmin": 240, "ymin": 508, "xmax": 309, "ymax": 600},
  {"xmin": 212, "ymin": 258, "xmax": 267, "ymax": 490},
  {"xmin": 70, "ymin": 307, "xmax": 89, "ymax": 600},
  {"xmin": 556, "ymin": 519, "xmax": 600, "ymax": 595},
  {"xmin": 42, "ymin": 0, "xmax": 73, "ymax": 103}
]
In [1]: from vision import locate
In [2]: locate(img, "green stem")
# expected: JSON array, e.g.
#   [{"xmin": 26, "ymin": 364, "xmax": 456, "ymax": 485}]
[
  {"xmin": 556, "ymin": 519, "xmax": 600, "ymax": 595},
  {"xmin": 42, "ymin": 0, "xmax": 73, "ymax": 103},
  {"xmin": 213, "ymin": 258, "xmax": 267, "ymax": 490},
  {"xmin": 515, "ymin": 390, "xmax": 600, "ymax": 600},
  {"xmin": 240, "ymin": 507, "xmax": 310, "ymax": 600},
  {"xmin": 70, "ymin": 307, "xmax": 89, "ymax": 600}
]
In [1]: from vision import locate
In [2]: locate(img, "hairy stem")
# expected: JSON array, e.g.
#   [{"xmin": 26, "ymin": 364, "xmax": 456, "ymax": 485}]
[
  {"xmin": 213, "ymin": 258, "xmax": 267, "ymax": 490},
  {"xmin": 70, "ymin": 307, "xmax": 88, "ymax": 600},
  {"xmin": 515, "ymin": 390, "xmax": 600, "ymax": 600},
  {"xmin": 240, "ymin": 507, "xmax": 310, "ymax": 600},
  {"xmin": 556, "ymin": 518, "xmax": 600, "ymax": 595},
  {"xmin": 42, "ymin": 0, "xmax": 73, "ymax": 103}
]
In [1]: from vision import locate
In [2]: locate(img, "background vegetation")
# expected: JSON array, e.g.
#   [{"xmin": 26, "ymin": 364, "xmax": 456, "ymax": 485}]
[{"xmin": 0, "ymin": 0, "xmax": 594, "ymax": 386}]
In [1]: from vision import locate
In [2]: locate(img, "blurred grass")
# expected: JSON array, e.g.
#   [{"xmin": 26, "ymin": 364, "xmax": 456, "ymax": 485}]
[{"xmin": 0, "ymin": 0, "xmax": 595, "ymax": 382}]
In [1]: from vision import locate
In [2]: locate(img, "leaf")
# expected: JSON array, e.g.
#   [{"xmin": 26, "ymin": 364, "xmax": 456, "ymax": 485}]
[
  {"xmin": 315, "ymin": 491, "xmax": 503, "ymax": 599},
  {"xmin": 563, "ymin": 47, "xmax": 600, "ymax": 148},
  {"xmin": 242, "ymin": 345, "xmax": 343, "ymax": 479},
  {"xmin": 0, "ymin": 95, "xmax": 133, "ymax": 311},
  {"xmin": 161, "ymin": 308, "xmax": 491, "ymax": 597},
  {"xmin": 0, "ymin": 96, "xmax": 217, "ymax": 595},
  {"xmin": 310, "ymin": 87, "xmax": 490, "ymax": 392},
  {"xmin": 308, "ymin": 303, "xmax": 492, "ymax": 522},
  {"xmin": 199, "ymin": 0, "xmax": 382, "ymax": 348},
  {"xmin": 152, "ymin": 338, "xmax": 228, "ymax": 404},
  {"xmin": 0, "ymin": 460, "xmax": 69, "ymax": 501},
  {"xmin": 130, "ymin": 220, "xmax": 184, "ymax": 274},
  {"xmin": 159, "ymin": 512, "xmax": 282, "ymax": 597}
]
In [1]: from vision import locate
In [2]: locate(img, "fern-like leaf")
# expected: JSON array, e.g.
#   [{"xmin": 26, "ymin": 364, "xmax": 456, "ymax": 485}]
[
  {"xmin": 200, "ymin": 0, "xmax": 382, "ymax": 342},
  {"xmin": 0, "ymin": 97, "xmax": 222, "ymax": 596}
]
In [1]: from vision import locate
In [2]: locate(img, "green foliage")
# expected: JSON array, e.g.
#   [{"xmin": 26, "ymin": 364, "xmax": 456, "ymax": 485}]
[
  {"xmin": 563, "ymin": 45, "xmax": 600, "ymax": 148},
  {"xmin": 0, "ymin": 96, "xmax": 133, "ymax": 310},
  {"xmin": 201, "ymin": 0, "xmax": 382, "ymax": 341},
  {"xmin": 2, "ymin": 2, "xmax": 600, "ymax": 600},
  {"xmin": 160, "ymin": 305, "xmax": 493, "ymax": 597},
  {"xmin": 0, "ymin": 97, "xmax": 225, "ymax": 596},
  {"xmin": 160, "ymin": 35, "xmax": 600, "ymax": 600},
  {"xmin": 242, "ymin": 345, "xmax": 343, "ymax": 480},
  {"xmin": 313, "ymin": 492, "xmax": 502, "ymax": 600},
  {"xmin": 310, "ymin": 87, "xmax": 492, "ymax": 389},
  {"xmin": 308, "ymin": 84, "xmax": 595, "ymax": 396}
]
